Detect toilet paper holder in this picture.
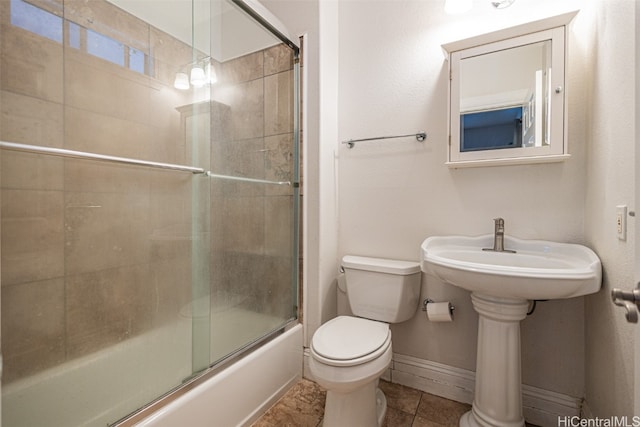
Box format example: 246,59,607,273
422,298,455,314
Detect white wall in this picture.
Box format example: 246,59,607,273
584,0,636,417
335,0,598,402
262,0,636,415
636,0,640,415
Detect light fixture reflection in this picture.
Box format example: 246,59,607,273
206,63,218,84
174,58,217,90
190,66,206,87
173,72,189,90
444,0,472,14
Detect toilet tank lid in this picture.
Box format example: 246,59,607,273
342,255,420,275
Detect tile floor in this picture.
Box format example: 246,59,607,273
251,378,472,427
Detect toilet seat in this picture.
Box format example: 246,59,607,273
311,316,391,367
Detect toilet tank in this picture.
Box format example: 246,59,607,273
342,255,421,323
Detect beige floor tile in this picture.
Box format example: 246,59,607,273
380,380,422,415
416,393,471,427
252,379,323,427
383,406,414,427
411,415,448,427
251,378,540,427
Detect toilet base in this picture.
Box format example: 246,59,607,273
376,387,387,426
322,383,387,427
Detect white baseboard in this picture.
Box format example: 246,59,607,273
303,350,582,426
391,353,582,427
390,353,475,405
581,401,593,419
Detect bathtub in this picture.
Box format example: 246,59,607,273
2,321,303,427
135,323,303,427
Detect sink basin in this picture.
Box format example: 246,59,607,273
421,234,602,300
422,233,602,427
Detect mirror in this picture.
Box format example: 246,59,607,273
443,14,576,167
460,40,550,152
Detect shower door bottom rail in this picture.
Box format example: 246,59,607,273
0,141,291,186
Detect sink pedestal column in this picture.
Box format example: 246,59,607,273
461,293,529,427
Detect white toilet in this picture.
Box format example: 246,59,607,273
309,255,422,427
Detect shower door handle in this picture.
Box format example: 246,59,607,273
611,283,640,323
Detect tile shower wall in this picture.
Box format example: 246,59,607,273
0,0,297,384
0,0,198,382
209,43,296,330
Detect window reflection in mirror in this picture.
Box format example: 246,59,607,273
460,40,551,151
461,107,523,152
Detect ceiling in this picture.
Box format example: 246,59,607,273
107,0,279,61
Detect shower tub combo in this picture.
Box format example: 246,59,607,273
3,320,302,427
0,0,301,425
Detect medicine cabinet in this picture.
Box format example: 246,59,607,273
443,11,577,168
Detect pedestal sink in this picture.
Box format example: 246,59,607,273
421,234,601,427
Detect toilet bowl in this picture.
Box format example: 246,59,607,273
309,316,392,426
309,256,421,427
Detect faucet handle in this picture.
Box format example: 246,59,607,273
493,217,504,224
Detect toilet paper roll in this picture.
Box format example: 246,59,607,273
426,301,454,322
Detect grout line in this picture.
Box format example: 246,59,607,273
409,388,421,426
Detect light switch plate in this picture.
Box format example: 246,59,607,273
616,205,627,240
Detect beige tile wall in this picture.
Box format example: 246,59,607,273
0,0,194,383
1,0,300,384
209,43,297,338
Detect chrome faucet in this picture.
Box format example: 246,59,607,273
483,218,516,253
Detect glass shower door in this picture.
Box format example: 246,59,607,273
0,0,299,425
205,0,300,365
